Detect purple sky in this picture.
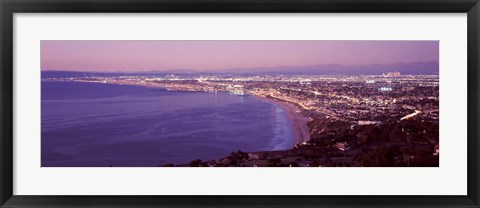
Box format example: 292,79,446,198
41,40,439,72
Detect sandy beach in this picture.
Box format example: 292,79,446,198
251,93,311,144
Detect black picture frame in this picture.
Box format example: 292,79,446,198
1,0,479,207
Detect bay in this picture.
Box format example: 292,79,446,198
41,81,295,167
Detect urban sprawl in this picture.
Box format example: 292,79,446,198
43,72,439,167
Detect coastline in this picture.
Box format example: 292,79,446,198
45,79,311,145
250,93,311,145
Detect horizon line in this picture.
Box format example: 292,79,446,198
41,60,439,73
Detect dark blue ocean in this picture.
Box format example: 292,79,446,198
41,81,295,167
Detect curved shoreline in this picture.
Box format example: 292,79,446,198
52,79,311,146
250,93,311,145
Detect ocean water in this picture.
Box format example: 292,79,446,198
41,81,295,167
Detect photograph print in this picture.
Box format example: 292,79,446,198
41,40,439,167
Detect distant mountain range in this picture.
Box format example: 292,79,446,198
42,61,438,76
216,61,439,75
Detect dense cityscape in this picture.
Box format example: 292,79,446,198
43,71,439,167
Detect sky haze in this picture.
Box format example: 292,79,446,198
41,40,439,72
